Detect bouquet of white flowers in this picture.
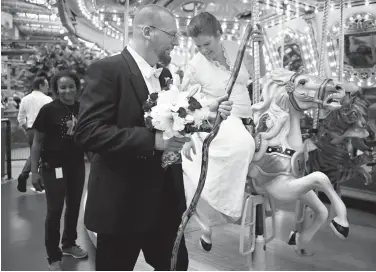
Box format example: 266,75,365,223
143,84,213,168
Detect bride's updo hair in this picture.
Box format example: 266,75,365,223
187,12,223,38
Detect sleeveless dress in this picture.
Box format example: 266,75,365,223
182,40,255,218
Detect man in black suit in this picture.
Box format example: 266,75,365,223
74,5,232,271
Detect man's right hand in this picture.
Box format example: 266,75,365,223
31,172,43,192
155,131,191,152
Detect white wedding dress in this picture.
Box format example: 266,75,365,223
182,40,255,218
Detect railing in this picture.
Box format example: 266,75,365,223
1,118,12,180
2,110,30,161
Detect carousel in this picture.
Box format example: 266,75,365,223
1,0,376,271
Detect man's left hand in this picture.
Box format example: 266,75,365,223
209,95,233,121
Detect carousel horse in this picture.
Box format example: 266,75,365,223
289,91,375,250
247,68,349,256
193,68,348,255
305,90,374,187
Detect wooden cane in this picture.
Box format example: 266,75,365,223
170,22,255,271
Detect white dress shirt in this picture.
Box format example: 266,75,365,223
127,46,162,94
17,91,53,129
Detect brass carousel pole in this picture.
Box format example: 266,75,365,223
313,0,330,132
338,0,345,83
249,0,265,270
124,0,130,47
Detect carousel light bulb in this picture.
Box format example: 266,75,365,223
365,14,369,20
305,4,309,11
357,82,362,87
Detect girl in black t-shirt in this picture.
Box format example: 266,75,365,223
30,70,88,270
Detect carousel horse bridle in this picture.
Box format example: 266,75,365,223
285,71,334,112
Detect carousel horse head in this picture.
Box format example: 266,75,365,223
338,89,370,129
254,69,346,114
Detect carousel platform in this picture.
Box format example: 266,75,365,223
2,161,376,271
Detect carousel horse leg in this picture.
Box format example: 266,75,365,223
194,209,213,252
328,182,342,222
266,172,349,242
293,191,329,256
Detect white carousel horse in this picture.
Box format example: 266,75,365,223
249,69,349,255
191,68,349,256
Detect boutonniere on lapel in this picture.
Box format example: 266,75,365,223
142,82,213,168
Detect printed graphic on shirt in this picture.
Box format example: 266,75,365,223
60,114,77,139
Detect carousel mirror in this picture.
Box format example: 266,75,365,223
277,28,305,72
268,27,318,75
327,12,376,89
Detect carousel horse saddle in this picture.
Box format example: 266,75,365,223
265,146,305,178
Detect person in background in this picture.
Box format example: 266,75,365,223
17,76,52,192
13,95,21,109
30,70,88,271
5,96,18,111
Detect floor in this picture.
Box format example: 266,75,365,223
2,161,376,271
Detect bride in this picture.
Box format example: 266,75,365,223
181,11,266,250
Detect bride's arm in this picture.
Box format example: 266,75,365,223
181,64,199,93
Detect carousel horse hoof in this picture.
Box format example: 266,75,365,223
199,236,212,252
330,219,349,239
294,246,315,257
287,230,298,245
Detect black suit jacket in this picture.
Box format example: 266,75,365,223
75,48,186,235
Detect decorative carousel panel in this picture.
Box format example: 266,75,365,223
267,27,318,75
327,12,376,88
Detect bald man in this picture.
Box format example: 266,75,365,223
75,5,231,271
